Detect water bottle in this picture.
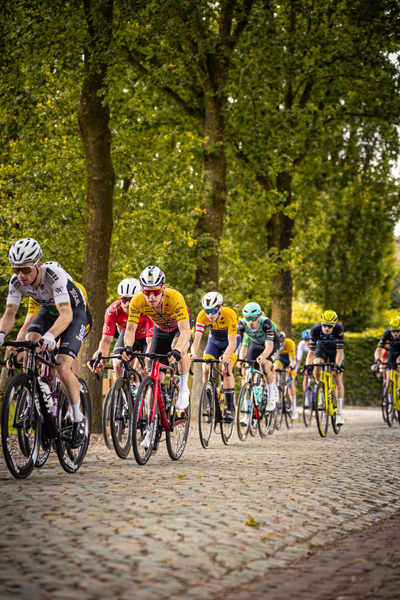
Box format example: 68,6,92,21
254,385,263,405
51,390,59,418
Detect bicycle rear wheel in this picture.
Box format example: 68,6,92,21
198,381,215,448
385,380,395,427
110,378,133,459
302,385,313,427
132,376,154,465
275,387,284,430
220,392,235,445
2,373,41,479
284,387,293,429
56,376,91,473
236,382,252,441
166,383,191,460
102,387,113,450
315,381,329,437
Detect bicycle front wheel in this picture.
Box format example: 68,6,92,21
102,387,113,450
385,380,395,427
110,378,133,459
236,382,252,442
284,387,293,429
315,381,329,437
259,391,273,438
302,385,313,427
381,383,388,423
198,381,215,449
2,373,40,479
132,376,154,465
56,376,91,474
220,393,235,446
166,385,191,461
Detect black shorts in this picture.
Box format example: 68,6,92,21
113,331,147,356
386,348,400,365
247,338,280,363
315,342,345,369
27,307,87,360
149,325,192,367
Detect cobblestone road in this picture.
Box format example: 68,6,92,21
1,408,400,600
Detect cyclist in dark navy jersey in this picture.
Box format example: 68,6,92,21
374,316,400,382
306,309,345,426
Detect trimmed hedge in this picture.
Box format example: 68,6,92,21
292,322,382,406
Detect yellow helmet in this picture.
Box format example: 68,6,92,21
389,316,400,330
321,310,338,325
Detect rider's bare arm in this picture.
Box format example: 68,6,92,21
0,305,19,336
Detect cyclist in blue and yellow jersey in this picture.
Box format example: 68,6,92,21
190,292,240,423
274,331,298,419
374,316,400,382
306,309,345,425
237,302,280,421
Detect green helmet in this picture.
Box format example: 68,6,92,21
243,302,262,317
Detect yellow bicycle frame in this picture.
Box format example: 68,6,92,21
320,369,337,417
388,369,400,411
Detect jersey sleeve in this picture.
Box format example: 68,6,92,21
309,325,319,351
335,325,344,350
127,294,144,325
102,303,117,336
242,332,250,348
286,339,296,358
262,319,275,343
297,340,307,361
171,291,189,324
6,275,23,309
378,329,390,349
43,264,74,307
195,310,208,335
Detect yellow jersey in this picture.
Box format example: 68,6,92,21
280,338,296,358
195,307,237,340
128,287,189,333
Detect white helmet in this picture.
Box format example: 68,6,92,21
8,238,43,266
118,278,140,298
201,291,223,309
139,266,165,287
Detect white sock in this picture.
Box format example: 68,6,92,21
180,372,189,391
291,394,297,410
268,383,274,399
337,398,343,415
71,403,83,422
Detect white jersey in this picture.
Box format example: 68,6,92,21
6,261,85,316
297,339,310,361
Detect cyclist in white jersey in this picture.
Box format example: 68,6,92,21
296,329,311,391
0,238,87,448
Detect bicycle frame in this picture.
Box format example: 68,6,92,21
317,363,337,416
383,363,400,411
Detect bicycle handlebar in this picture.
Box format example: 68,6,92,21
191,358,230,377
4,341,61,367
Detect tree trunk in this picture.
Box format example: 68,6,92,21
77,0,115,433
194,99,227,289
267,171,294,337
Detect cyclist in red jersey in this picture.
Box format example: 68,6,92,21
88,278,153,378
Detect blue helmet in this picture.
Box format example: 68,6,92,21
243,302,262,317
301,329,310,340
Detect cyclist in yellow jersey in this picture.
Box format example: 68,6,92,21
274,331,298,419
123,266,192,448
190,292,240,423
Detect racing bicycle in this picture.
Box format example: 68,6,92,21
274,368,293,430
314,362,342,437
236,360,274,440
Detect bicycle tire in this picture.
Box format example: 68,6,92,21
220,391,235,446
284,386,293,429
132,376,154,465
102,387,113,450
198,381,215,448
2,372,41,479
381,382,388,423
275,386,284,430
56,376,91,473
385,380,395,427
35,422,52,468
110,378,133,459
302,385,313,427
315,381,329,437
236,382,252,442
259,390,273,438
166,382,190,460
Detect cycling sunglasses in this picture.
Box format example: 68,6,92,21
119,296,132,304
245,316,259,322
205,308,220,315
390,329,400,333
322,323,334,329
142,287,163,297
11,262,38,275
